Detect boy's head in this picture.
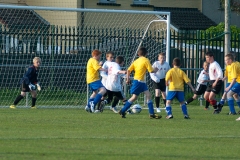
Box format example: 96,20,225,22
92,49,102,60
229,51,236,61
115,56,124,66
224,53,234,65
172,57,181,67
158,52,166,63
137,47,148,57
33,57,41,68
205,51,214,63
203,61,209,70
106,51,114,61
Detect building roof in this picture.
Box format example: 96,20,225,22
154,7,217,30
0,8,50,30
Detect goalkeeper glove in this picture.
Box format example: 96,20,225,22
36,83,41,91
28,83,36,91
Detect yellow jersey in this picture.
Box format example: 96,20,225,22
230,61,240,83
86,58,101,84
165,67,191,91
225,64,231,83
128,56,153,81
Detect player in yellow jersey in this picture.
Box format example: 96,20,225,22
118,47,160,119
218,51,240,114
165,58,195,119
85,49,107,113
224,54,240,115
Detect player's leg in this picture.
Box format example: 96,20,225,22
159,78,167,108
111,91,124,113
204,85,212,110
233,93,240,113
145,90,162,119
177,91,190,119
10,82,29,109
119,80,140,118
30,90,37,109
91,87,106,112
165,91,176,119
155,89,161,112
226,83,240,115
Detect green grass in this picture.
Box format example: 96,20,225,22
0,105,240,160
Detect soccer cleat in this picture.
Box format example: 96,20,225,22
85,105,90,112
99,100,106,113
185,102,188,105
10,105,16,109
127,110,133,114
90,101,95,113
213,110,220,114
217,104,223,112
227,112,237,115
166,115,173,119
118,109,126,118
156,108,161,113
236,117,240,121
149,114,162,119
184,115,190,119
94,110,101,113
31,106,37,109
112,107,118,113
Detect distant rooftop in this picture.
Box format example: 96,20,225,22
0,8,49,30
154,7,217,30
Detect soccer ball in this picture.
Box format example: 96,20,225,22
131,104,142,114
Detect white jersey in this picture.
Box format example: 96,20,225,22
150,61,170,83
105,62,123,92
209,61,223,80
100,61,112,87
197,70,209,85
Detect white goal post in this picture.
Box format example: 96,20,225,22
0,5,170,108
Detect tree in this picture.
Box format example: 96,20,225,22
220,0,240,14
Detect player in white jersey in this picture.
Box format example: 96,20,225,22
185,62,211,109
94,51,115,112
150,53,170,112
203,51,223,114
100,56,127,113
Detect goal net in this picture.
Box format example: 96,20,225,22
0,5,170,108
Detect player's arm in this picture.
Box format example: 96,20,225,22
93,60,107,72
118,70,127,74
150,73,160,83
165,71,171,86
146,60,158,73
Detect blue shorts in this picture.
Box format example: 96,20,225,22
226,83,230,88
166,91,185,102
130,80,148,96
89,80,104,92
231,82,240,94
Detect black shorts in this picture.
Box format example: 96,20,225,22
195,84,207,95
153,78,166,92
206,80,223,94
21,82,30,92
107,90,125,101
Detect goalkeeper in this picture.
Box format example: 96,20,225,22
10,57,42,109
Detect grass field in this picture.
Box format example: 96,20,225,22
0,105,239,160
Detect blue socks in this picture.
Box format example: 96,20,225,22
93,94,102,105
227,98,236,113
87,98,94,107
220,99,225,105
121,101,132,113
181,104,188,115
165,105,172,116
147,100,154,115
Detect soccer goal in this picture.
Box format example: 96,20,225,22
0,5,170,108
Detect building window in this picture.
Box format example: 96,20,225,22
99,0,116,3
133,0,149,4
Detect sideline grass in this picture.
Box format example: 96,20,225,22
0,105,239,160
